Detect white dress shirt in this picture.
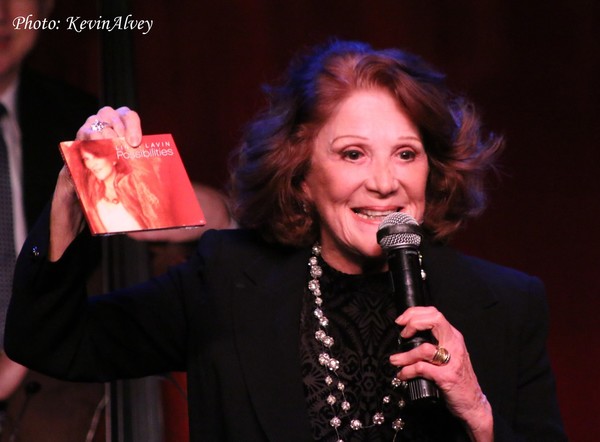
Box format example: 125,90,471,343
1,79,27,255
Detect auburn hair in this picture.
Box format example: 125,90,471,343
229,40,503,246
76,138,131,205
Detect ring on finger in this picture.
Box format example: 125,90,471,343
431,346,451,366
91,119,110,132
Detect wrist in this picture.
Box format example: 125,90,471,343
49,189,85,262
465,393,494,442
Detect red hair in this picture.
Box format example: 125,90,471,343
230,40,503,246
76,138,131,205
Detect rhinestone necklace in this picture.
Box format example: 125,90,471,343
308,243,407,442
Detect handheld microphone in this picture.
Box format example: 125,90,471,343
377,212,440,404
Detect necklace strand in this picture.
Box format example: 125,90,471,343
308,243,407,442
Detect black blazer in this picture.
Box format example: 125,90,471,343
6,218,566,441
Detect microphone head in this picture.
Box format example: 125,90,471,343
377,212,422,251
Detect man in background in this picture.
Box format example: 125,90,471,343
1,1,235,439
1,0,97,413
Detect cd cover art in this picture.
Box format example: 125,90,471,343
60,134,206,235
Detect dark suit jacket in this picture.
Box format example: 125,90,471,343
2,69,101,441
6,216,566,441
18,68,97,227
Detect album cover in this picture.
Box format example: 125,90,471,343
60,134,206,235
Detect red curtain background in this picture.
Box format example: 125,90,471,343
27,1,599,441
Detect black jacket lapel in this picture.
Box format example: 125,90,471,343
232,245,313,441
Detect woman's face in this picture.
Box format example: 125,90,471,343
302,89,429,274
81,150,116,182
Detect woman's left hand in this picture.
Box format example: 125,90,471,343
389,306,493,441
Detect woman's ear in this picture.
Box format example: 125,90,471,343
300,180,312,201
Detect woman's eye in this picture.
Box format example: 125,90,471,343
342,150,363,161
399,150,416,161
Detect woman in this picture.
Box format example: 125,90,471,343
5,40,565,441
72,138,170,233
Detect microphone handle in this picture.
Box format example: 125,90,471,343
387,247,441,404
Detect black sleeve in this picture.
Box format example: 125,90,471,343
5,207,191,381
493,277,567,441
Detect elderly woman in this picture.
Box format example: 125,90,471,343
5,40,565,441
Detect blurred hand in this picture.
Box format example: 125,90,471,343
0,352,28,400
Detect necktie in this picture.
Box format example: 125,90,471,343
0,103,15,348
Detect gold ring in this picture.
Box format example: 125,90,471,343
431,346,451,366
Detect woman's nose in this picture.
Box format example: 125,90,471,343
365,161,399,196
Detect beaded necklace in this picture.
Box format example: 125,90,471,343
307,243,408,442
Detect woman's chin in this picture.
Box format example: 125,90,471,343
362,243,386,260
350,241,387,270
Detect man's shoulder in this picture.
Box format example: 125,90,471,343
18,68,98,122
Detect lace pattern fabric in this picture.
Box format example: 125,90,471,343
300,258,464,442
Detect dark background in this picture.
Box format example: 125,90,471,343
26,1,599,440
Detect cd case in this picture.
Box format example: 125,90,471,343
60,134,206,236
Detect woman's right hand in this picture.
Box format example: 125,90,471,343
49,106,143,261
48,165,85,261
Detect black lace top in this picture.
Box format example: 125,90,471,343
300,257,466,442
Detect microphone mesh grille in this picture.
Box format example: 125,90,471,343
377,212,421,250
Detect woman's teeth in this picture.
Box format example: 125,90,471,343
353,209,397,220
